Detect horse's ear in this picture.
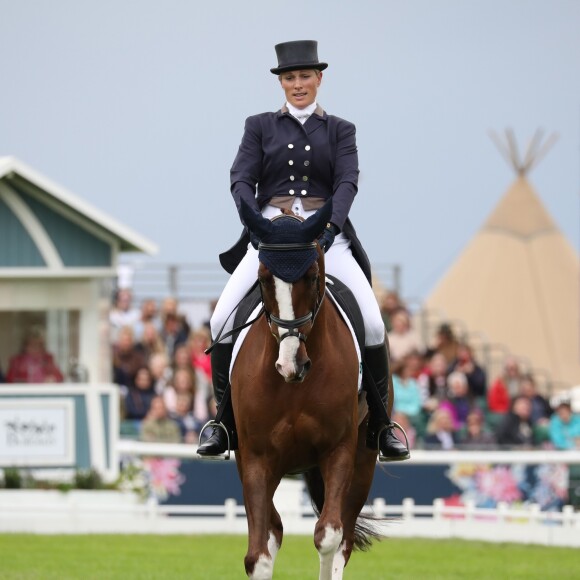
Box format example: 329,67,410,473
239,199,273,239
301,199,333,241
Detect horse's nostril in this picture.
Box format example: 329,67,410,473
303,359,312,374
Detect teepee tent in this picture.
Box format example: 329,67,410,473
425,130,580,390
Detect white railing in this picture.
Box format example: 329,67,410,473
117,440,580,465
2,444,578,545
0,490,578,547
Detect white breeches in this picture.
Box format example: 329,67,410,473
210,202,386,347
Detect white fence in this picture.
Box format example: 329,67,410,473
0,487,578,548
2,444,579,547
116,440,580,465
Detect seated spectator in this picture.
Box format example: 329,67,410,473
160,313,189,360
392,411,416,450
173,344,196,378
440,371,472,429
448,342,486,399
124,366,156,422
112,326,146,388
380,290,404,333
109,288,141,341
149,352,172,395
518,374,551,426
404,349,425,379
190,327,212,384
488,357,524,413
189,328,213,424
136,322,166,361
496,396,535,448
6,328,64,383
457,409,496,449
549,401,580,450
163,368,196,415
133,299,161,341
160,297,191,336
387,308,422,363
392,357,422,420
423,408,457,450
171,393,200,444
140,396,181,443
426,322,459,366
418,352,449,413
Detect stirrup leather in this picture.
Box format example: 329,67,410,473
198,420,232,461
376,421,410,463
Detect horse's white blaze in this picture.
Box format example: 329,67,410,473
318,525,343,580
250,554,273,580
273,276,299,378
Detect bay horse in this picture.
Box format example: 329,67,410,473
232,200,380,579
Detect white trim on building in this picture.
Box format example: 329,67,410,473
0,156,158,255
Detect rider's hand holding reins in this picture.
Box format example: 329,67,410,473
318,222,340,252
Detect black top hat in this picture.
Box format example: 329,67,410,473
270,40,328,75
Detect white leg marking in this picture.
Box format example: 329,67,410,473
267,531,280,565
273,277,299,379
249,554,273,580
331,541,346,580
318,525,343,580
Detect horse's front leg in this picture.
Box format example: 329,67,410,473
239,455,282,579
315,444,355,580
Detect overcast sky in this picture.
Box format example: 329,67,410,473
1,0,579,300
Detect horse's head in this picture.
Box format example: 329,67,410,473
241,200,332,383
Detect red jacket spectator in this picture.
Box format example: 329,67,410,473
487,378,511,413
6,330,64,383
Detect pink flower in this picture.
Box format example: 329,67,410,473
144,458,185,500
476,466,522,502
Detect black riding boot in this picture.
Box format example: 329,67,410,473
364,343,410,462
197,343,237,457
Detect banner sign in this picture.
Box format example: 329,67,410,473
0,398,75,466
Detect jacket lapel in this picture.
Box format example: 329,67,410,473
278,104,327,135
304,106,327,135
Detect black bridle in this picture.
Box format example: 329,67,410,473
259,239,324,344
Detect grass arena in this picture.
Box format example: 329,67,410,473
1,535,578,579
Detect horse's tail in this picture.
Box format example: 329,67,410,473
303,468,383,552
351,512,383,551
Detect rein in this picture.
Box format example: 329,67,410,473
206,225,324,353
259,240,324,344
205,280,263,354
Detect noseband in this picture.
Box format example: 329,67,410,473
259,238,324,344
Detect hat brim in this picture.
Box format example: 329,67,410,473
270,62,328,75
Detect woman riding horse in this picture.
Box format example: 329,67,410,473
197,39,409,462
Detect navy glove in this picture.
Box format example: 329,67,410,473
318,222,340,253
249,232,260,250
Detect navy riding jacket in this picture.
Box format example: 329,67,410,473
220,105,371,282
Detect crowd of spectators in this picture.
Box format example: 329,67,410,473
107,286,580,451
1,287,577,454
110,288,214,444
382,292,580,451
